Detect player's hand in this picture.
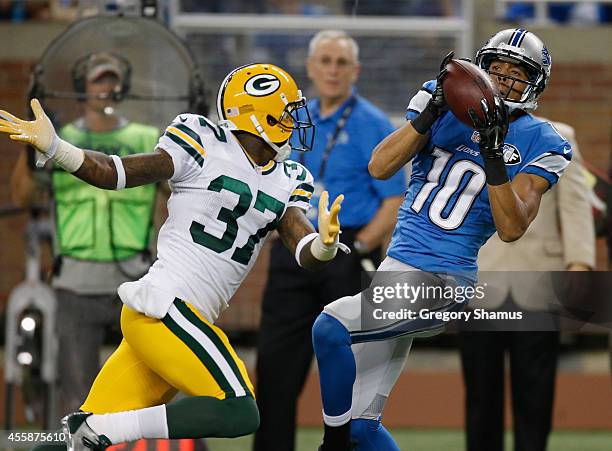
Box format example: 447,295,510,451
411,51,454,134
430,51,454,111
318,191,342,245
0,99,59,162
469,96,509,160
317,191,350,253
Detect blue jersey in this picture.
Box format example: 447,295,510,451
388,80,572,282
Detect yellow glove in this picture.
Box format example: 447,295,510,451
309,191,350,259
318,190,343,245
0,99,58,154
0,99,83,171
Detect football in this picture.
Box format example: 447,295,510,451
442,59,501,128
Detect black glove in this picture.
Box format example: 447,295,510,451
468,96,510,185
411,51,454,135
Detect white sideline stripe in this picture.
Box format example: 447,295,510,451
323,409,352,427
527,153,569,176
168,304,246,397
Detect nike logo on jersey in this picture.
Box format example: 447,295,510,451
503,144,521,165
179,116,187,122
563,146,572,154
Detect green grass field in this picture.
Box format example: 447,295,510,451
206,428,612,451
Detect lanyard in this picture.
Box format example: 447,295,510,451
300,96,357,179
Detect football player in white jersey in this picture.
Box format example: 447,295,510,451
0,64,350,451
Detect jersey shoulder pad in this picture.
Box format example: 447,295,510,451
523,116,572,160
519,116,572,188
282,160,314,185
159,114,212,170
161,114,232,165
283,160,314,210
166,114,228,143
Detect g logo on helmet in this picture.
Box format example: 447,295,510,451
244,74,281,97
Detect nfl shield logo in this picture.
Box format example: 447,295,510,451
503,144,521,165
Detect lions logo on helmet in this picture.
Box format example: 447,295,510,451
216,63,314,162
475,28,551,112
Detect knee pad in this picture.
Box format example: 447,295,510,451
312,313,350,351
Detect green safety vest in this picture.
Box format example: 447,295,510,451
52,122,160,262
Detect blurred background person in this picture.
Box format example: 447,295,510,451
253,29,406,451
504,1,612,24
0,0,50,21
10,51,162,420
459,121,595,451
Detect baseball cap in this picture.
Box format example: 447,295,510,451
84,52,124,82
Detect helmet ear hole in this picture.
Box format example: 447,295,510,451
267,115,278,126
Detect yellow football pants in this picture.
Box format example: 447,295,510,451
80,299,254,414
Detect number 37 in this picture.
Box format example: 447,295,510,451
190,175,285,265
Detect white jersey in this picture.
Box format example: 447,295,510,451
118,114,314,321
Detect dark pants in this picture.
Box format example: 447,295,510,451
56,289,122,419
459,330,559,451
254,230,379,451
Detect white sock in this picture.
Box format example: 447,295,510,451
322,408,352,427
86,405,169,444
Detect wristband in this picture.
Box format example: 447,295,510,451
295,232,348,267
295,233,318,267
111,155,126,190
54,139,85,173
483,156,509,186
310,235,339,262
410,104,437,135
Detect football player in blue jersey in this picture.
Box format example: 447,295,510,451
313,28,571,451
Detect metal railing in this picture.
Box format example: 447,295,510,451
167,1,475,122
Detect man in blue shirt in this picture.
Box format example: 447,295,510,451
312,29,572,451
254,30,406,451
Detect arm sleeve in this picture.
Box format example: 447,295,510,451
156,114,206,183
287,163,315,212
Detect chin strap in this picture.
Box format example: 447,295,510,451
249,114,291,162
220,116,292,162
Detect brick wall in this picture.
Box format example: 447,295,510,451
0,61,36,311
538,63,612,169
